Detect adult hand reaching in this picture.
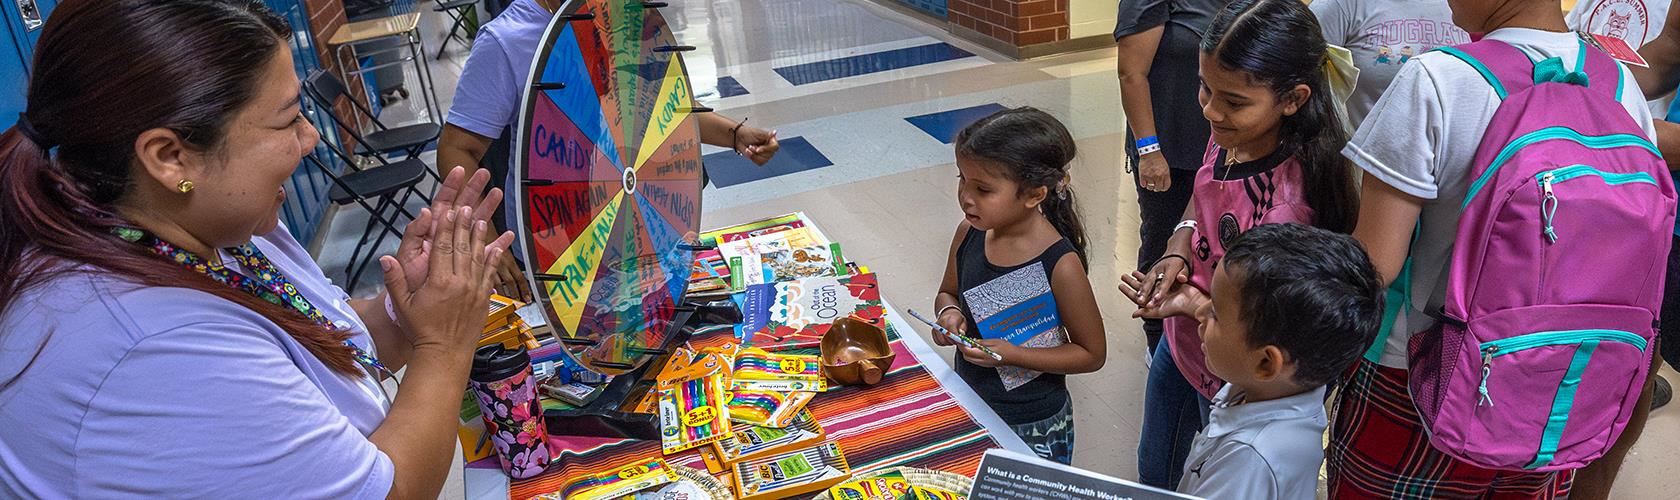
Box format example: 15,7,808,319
382,206,507,353
493,252,533,303
391,167,509,293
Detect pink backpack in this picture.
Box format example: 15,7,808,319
1406,40,1676,471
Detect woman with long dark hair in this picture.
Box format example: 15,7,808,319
0,1,512,497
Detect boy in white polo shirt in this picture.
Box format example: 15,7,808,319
1149,224,1384,500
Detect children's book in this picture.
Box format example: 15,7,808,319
718,227,829,289
702,213,807,245
736,273,884,350
961,263,1065,390
761,242,845,283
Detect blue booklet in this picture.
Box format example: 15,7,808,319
961,263,1065,390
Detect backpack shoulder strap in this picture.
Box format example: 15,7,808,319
1436,40,1532,100
1577,40,1627,101
1438,39,1622,101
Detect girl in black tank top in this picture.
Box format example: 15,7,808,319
932,108,1108,465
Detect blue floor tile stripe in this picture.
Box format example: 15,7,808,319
773,42,975,86
905,103,1008,144
702,136,833,188
716,76,750,98
894,0,948,17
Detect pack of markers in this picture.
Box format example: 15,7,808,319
655,350,734,455
728,389,815,428
654,343,826,455
730,348,827,392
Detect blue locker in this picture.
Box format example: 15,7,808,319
266,0,346,245
0,0,56,122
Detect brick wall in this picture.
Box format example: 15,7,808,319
304,0,368,144
947,0,1069,48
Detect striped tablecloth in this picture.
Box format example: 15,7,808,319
487,303,1026,499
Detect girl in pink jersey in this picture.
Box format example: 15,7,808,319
1121,0,1362,488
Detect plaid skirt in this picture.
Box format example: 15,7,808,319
1326,360,1573,499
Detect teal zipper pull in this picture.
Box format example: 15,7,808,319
1479,346,1498,407
1540,172,1559,243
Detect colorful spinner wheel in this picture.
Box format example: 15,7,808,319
516,0,704,374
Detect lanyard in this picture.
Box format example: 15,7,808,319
115,227,395,379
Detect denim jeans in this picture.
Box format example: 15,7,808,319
1137,338,1212,489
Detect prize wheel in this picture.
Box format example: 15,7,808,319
515,0,703,375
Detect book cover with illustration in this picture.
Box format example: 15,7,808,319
760,242,844,283
736,273,884,350
718,227,829,290
962,263,1064,390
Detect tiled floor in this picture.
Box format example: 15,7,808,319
316,1,1680,498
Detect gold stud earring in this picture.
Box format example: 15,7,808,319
177,179,194,193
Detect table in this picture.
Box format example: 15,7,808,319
325,12,442,127
463,301,1031,499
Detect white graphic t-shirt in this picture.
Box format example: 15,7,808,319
1569,0,1671,49
1313,0,1471,127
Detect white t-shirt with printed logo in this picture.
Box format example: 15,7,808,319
1312,0,1471,127
1568,0,1674,114
1569,0,1670,49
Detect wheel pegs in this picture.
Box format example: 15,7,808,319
534,273,570,282
523,179,557,186
683,106,715,114
560,13,595,21
641,1,669,7
532,82,566,91
653,45,697,53
676,243,716,251
590,360,637,370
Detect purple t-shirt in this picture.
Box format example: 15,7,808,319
0,225,393,497
447,0,553,233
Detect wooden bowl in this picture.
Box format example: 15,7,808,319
820,317,896,385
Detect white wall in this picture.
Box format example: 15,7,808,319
1069,0,1116,39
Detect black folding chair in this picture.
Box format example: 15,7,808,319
435,0,479,59
304,70,442,175
306,138,432,293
